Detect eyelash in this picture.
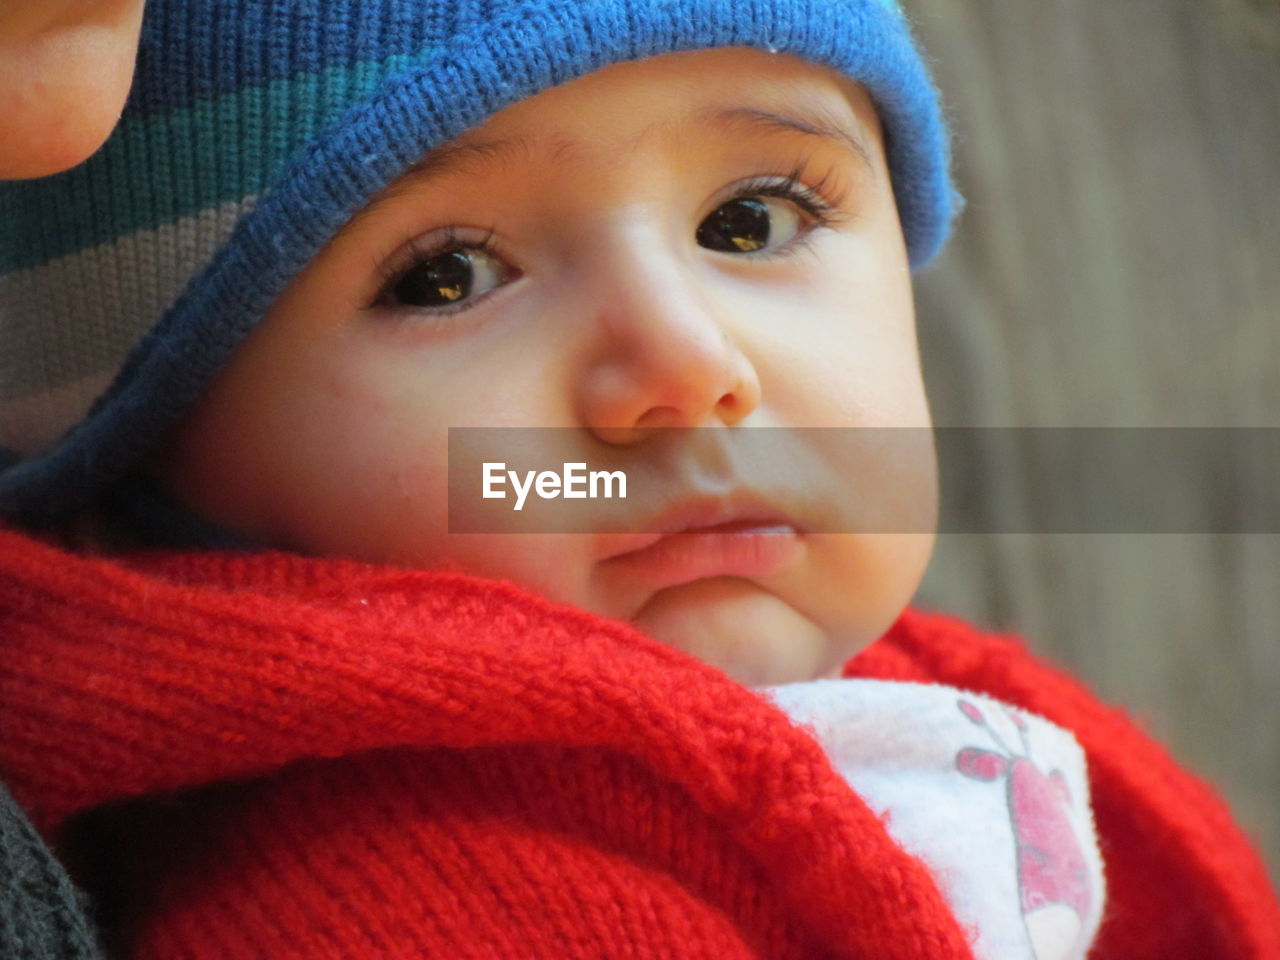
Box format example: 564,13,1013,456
371,160,851,317
727,161,851,257
371,226,504,319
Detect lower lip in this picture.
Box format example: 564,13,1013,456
605,523,802,589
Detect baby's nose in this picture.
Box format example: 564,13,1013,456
574,240,763,442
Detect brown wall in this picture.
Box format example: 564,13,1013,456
904,0,1280,882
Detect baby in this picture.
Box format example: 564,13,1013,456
1,1,1277,959
152,41,940,688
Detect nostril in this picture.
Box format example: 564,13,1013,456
635,405,684,430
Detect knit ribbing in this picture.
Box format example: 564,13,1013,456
0,529,974,959
2,529,1277,958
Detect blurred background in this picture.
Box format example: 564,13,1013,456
903,0,1280,883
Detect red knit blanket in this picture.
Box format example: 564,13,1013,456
1,528,1277,958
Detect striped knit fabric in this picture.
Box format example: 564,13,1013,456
0,0,959,522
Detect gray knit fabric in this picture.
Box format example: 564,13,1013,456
0,780,106,960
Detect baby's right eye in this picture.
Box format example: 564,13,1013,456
375,230,515,314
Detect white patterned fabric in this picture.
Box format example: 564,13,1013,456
759,679,1106,960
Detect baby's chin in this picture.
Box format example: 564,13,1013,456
630,577,844,686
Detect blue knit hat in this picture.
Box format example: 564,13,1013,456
0,0,960,523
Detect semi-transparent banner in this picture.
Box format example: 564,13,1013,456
446,427,1280,533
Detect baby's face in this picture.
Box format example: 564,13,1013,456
158,46,936,685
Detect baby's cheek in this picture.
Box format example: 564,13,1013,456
785,533,935,658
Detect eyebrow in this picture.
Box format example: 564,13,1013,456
391,102,877,191
705,105,876,174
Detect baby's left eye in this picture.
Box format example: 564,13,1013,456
696,195,805,255
696,172,843,258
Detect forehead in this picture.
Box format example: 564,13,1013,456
403,46,880,185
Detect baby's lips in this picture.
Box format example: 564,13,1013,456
595,490,805,561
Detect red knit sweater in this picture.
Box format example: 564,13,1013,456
1,527,1276,959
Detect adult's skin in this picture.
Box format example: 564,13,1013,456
0,0,146,179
